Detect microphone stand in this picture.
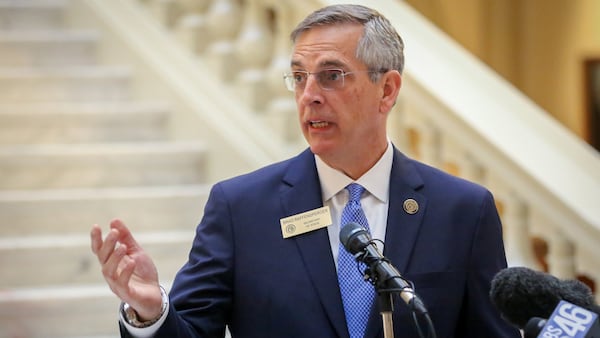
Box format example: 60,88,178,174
362,265,396,338
364,260,436,338
342,227,436,338
378,292,395,338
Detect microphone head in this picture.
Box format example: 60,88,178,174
489,266,596,328
523,317,547,338
339,222,371,255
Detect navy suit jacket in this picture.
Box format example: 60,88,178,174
121,147,520,338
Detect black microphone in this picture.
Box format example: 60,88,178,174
339,222,427,314
489,266,600,329
523,317,547,337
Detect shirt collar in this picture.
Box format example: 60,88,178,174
315,141,393,203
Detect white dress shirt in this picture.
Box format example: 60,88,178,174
316,141,393,268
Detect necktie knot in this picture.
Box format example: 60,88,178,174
346,183,365,203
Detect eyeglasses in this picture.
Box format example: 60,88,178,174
283,69,377,92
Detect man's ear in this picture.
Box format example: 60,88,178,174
379,70,402,113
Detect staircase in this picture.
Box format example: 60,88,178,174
1,0,599,337
0,1,210,337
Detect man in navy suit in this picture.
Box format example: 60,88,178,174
91,4,521,338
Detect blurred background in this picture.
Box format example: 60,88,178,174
0,0,598,337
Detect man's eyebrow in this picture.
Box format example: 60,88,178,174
290,60,347,69
319,60,346,69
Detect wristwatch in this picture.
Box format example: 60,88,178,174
121,286,168,328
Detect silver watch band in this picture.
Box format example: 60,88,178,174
121,286,168,328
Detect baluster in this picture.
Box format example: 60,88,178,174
234,0,274,111
264,2,300,145
416,118,440,167
460,153,484,184
547,227,576,279
398,101,424,160
481,171,537,268
177,0,211,11
173,0,213,53
501,192,539,268
388,94,409,152
439,134,462,177
204,0,243,81
147,0,180,27
399,82,444,165
575,247,599,302
388,78,435,159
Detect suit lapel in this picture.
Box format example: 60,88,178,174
383,148,426,276
279,150,349,338
366,148,427,338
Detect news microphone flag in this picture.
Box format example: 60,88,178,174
537,300,600,338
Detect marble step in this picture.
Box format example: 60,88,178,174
0,141,207,189
0,66,132,102
0,184,211,237
0,30,99,67
0,0,66,31
0,284,134,338
0,101,170,144
0,283,231,338
0,230,193,289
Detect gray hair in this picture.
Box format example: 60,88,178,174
290,4,404,81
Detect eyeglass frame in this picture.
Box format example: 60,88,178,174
283,68,386,92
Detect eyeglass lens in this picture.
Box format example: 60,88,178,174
285,69,345,91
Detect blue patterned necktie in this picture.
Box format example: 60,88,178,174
337,183,376,338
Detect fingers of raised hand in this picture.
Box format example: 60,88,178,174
101,242,128,280
100,243,139,301
90,222,150,303
90,224,103,255
110,219,140,250
95,228,121,265
116,254,136,289
90,226,131,285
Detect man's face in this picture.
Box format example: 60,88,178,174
291,23,390,170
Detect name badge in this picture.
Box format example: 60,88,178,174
280,206,332,238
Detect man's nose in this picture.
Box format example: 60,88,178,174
299,75,323,105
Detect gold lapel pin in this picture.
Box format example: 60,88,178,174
403,199,419,215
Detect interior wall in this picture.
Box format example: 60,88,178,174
404,0,600,146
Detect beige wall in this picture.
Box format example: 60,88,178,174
405,0,600,144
